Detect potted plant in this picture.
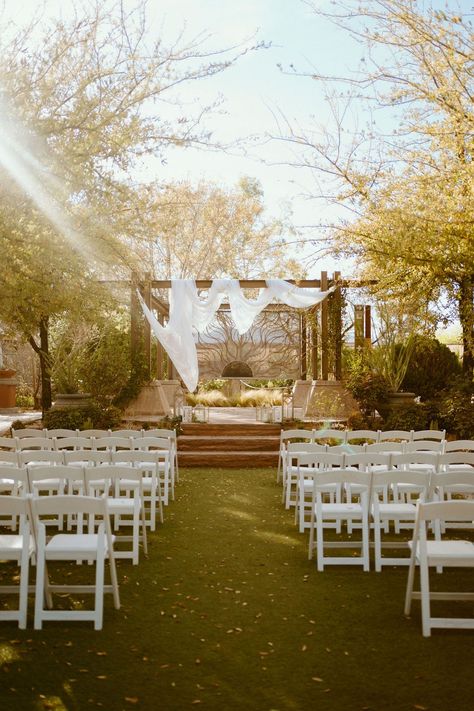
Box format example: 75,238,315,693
369,336,417,417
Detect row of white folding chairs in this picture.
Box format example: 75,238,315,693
277,428,452,484
281,441,473,508
0,450,168,529
0,436,176,505
0,493,121,629
292,450,474,527
296,457,474,574
0,464,149,563
11,427,180,484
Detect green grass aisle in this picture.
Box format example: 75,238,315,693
1,468,473,710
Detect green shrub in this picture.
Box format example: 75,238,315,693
382,404,433,431
436,379,474,439
141,416,182,434
16,394,35,408
198,379,227,392
43,402,122,430
344,351,389,416
401,336,462,400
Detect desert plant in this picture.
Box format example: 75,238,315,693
186,390,230,407
369,335,416,392
238,389,282,407
344,351,388,417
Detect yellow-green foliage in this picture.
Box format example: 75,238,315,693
238,389,282,407
185,388,283,407
186,390,230,407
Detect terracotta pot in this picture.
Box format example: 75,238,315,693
0,369,17,408
0,368,16,379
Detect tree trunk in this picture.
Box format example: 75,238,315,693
28,315,52,413
458,275,474,379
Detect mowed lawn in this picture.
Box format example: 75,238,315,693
0,467,473,711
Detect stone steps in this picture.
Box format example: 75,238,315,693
178,423,281,468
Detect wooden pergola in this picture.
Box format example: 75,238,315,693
131,272,373,386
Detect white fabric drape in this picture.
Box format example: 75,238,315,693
138,279,335,392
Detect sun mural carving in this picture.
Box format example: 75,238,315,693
196,309,301,380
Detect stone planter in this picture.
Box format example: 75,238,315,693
0,368,18,409
52,393,92,410
378,391,416,419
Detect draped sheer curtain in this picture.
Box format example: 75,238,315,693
137,279,335,392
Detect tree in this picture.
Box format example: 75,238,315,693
138,176,300,279
0,2,258,409
279,0,474,376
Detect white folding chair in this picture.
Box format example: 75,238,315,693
412,429,446,442
94,436,133,452
110,429,140,438
345,429,379,445
284,442,326,509
54,436,95,452
84,465,148,565
11,428,46,438
45,429,79,439
372,469,431,571
295,451,343,533
18,450,64,467
110,450,164,529
308,467,372,571
143,429,180,484
0,436,19,451
15,437,54,452
32,495,120,630
313,429,347,445
378,430,413,443
437,452,474,473
0,466,29,529
78,429,110,439
28,465,85,531
277,429,313,484
0,451,20,469
429,470,474,531
0,495,35,629
444,440,474,453
406,440,444,453
132,437,173,504
63,449,111,467
404,500,474,636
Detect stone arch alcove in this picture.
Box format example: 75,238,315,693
221,361,253,378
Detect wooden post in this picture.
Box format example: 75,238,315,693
311,306,318,380
300,313,307,380
130,271,141,369
144,273,152,381
156,312,164,379
354,305,365,350
364,304,372,347
333,271,342,380
321,271,329,380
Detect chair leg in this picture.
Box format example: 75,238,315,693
419,558,432,637
18,536,30,630
34,528,46,630
94,531,105,631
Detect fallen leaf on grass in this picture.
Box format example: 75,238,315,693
124,697,139,705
